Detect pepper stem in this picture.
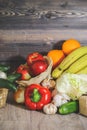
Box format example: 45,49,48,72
31,88,41,102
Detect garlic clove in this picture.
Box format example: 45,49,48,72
43,103,57,115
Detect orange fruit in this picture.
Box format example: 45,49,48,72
62,39,81,55
47,50,65,68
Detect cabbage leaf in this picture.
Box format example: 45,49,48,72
56,73,87,100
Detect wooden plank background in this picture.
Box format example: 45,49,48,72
0,0,87,57
0,0,87,43
0,0,87,63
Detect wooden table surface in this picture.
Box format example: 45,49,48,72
0,92,87,130
0,0,87,130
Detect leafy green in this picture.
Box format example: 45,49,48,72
56,73,87,100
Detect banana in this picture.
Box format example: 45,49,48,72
65,54,87,73
52,46,87,79
76,66,87,74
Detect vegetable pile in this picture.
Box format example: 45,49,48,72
0,39,87,116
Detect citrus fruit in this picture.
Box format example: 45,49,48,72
47,50,65,68
62,39,81,55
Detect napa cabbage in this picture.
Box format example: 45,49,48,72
56,73,87,100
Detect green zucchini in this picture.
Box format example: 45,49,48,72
0,64,10,72
0,78,17,92
7,73,21,83
59,101,79,115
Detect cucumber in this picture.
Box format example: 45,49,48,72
0,78,17,92
59,101,79,115
0,64,10,72
7,73,21,83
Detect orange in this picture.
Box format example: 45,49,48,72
47,50,65,68
62,39,81,55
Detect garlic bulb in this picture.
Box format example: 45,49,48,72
43,103,57,114
41,78,55,90
52,93,70,107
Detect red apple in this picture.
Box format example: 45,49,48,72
17,64,31,80
27,52,45,66
29,60,48,76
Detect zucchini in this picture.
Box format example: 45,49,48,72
7,73,21,83
0,64,10,72
0,78,17,92
59,101,79,115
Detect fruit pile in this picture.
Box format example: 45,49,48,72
0,39,87,116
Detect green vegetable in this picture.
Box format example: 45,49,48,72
7,73,21,83
0,64,10,72
56,73,87,100
59,101,79,115
0,78,17,92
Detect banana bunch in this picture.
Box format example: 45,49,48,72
52,46,87,79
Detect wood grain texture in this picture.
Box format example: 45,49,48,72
0,92,87,130
0,0,87,44
0,0,87,29
0,0,87,65
0,29,87,64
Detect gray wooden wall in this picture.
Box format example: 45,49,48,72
0,0,87,68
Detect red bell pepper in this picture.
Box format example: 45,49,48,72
24,84,51,110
